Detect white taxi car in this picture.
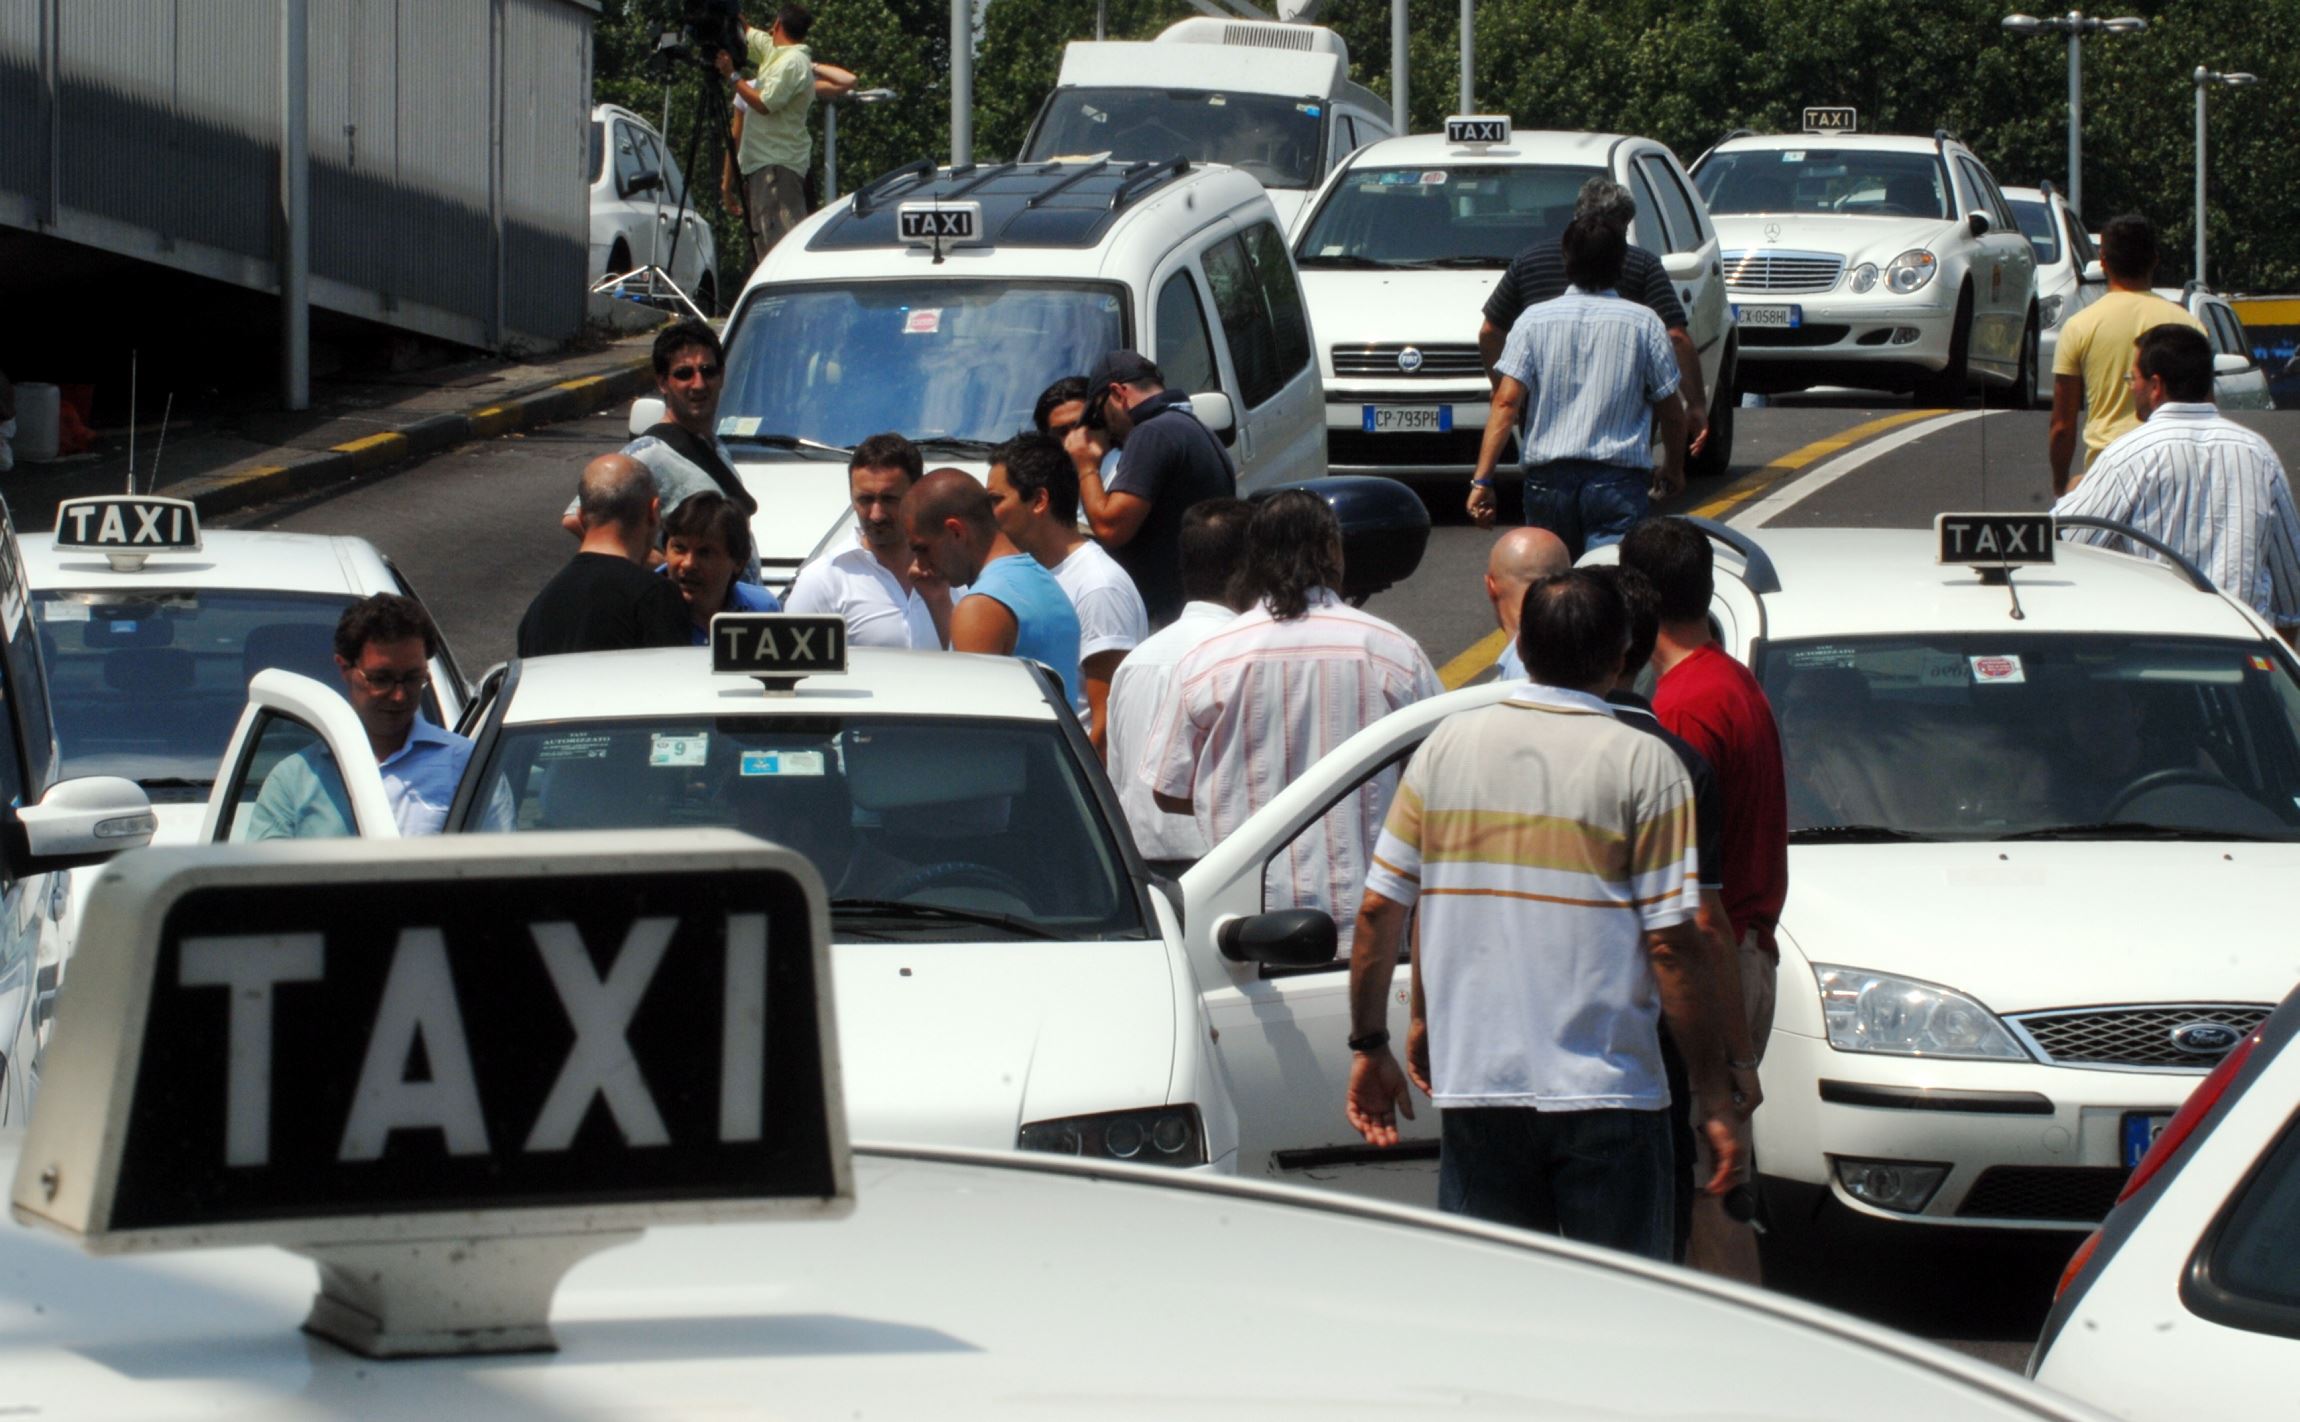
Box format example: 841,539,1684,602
1293,119,1737,483
1692,129,2038,405
590,102,719,312
2002,183,2101,402
1674,516,2300,1242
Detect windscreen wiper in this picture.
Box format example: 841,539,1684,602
1788,824,1936,843
1416,255,1508,268
910,436,1000,457
721,431,851,457
1296,254,1411,270
1996,821,2282,842
831,897,1062,940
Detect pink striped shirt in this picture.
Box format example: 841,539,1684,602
1144,588,1441,945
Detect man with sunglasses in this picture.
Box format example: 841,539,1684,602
248,595,470,840
1064,351,1235,627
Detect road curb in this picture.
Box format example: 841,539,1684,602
170,357,653,517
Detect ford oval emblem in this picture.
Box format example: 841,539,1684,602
1397,346,1425,373
2170,1021,2243,1057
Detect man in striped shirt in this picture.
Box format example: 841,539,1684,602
1146,492,1441,950
1342,570,1745,1258
2056,324,2300,645
1468,215,1686,557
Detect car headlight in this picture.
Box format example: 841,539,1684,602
1883,249,1938,295
1019,1104,1207,1166
2039,293,2065,329
1848,262,1880,294
1814,965,2030,1060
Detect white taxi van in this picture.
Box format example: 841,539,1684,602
0,830,2112,1417
1017,18,1394,232
1294,117,1738,484
1691,119,2038,405
715,159,1326,591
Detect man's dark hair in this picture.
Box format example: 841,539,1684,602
1234,490,1342,621
991,433,1079,524
776,4,812,41
1599,563,1663,676
2136,322,2214,403
1034,377,1090,434
1179,497,1253,606
663,490,755,569
849,431,923,481
2100,214,2159,284
1561,213,1629,293
1518,569,1628,691
651,318,723,376
335,593,438,663
1617,517,1713,623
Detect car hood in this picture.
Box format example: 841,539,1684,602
1782,841,2300,1013
1300,267,1508,365
735,456,991,579
1713,213,1962,268
830,937,1178,1148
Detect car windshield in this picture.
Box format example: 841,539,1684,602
33,588,444,794
719,281,1126,450
1023,87,1325,188
1695,149,1951,220
2006,197,2060,266
464,714,1147,941
1758,635,2300,841
1296,164,1602,269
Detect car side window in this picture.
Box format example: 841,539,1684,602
1973,165,2017,233
2206,303,2247,359
2066,208,2097,266
612,121,646,199
1256,744,1417,974
2187,1098,2300,1340
1202,235,1282,408
1153,270,1221,398
1639,154,1706,254
633,128,666,198
1624,162,1671,253
218,712,356,844
1241,221,1312,385
657,141,688,206
1958,158,2008,229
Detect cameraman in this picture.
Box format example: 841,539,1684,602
716,6,851,265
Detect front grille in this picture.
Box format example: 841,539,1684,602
1722,249,1845,293
1739,324,1850,347
1332,343,1485,379
1328,428,1485,467
2008,1004,2271,1069
1958,1166,2128,1222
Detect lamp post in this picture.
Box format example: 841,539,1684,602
2194,67,2256,287
823,88,897,201
1459,0,1473,114
2001,11,2147,218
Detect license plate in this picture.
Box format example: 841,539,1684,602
2122,1112,2173,1169
1362,405,1452,434
1733,303,1803,328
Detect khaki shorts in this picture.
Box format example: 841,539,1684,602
741,164,808,263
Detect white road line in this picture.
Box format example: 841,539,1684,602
1739,409,2001,527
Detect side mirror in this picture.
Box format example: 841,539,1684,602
625,171,662,197
1660,250,1705,281
18,776,156,866
1968,212,1990,238
2080,259,2107,285
1188,390,1237,433
628,396,667,436
2213,351,2252,376
1216,909,1337,967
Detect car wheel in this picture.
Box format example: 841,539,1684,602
1688,350,1736,481
605,238,633,277
696,271,718,317
1914,286,1973,408
1986,311,2039,411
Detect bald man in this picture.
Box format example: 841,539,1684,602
904,468,1082,708
517,454,692,656
1486,525,1572,680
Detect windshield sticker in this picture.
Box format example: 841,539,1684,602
39,600,89,623
1207,94,1227,107
1970,655,2026,685
649,733,709,768
1782,150,1805,162
722,415,761,437
537,731,613,763
1919,653,1967,687
1299,103,1321,116
2253,654,2274,671
740,749,826,777
1787,645,1856,668
903,308,942,335
1419,170,1448,185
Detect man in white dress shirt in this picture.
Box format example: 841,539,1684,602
784,433,950,648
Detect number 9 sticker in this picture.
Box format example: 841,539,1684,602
649,733,709,767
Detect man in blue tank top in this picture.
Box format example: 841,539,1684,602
904,468,1082,708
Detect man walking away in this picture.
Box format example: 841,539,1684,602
1484,525,1570,680
988,433,1148,753
785,433,946,648
1066,351,1236,626
663,492,780,645
1343,570,1745,1259
903,468,1082,707
2049,214,2204,495
1470,216,1685,554
717,6,824,263
520,455,693,657
1105,498,1251,869
1147,492,1440,948
2057,324,2300,646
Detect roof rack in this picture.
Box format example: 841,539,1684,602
1677,514,1782,595
1111,157,1191,211
2053,516,2218,593
1025,157,1113,208
945,161,1021,200
851,158,936,217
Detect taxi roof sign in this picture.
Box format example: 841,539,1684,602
1802,106,1858,135
9,832,848,1357
897,199,983,261
53,495,200,572
713,612,847,694
1445,115,1511,147
1936,512,2055,567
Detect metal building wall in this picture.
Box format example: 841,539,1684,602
0,0,595,353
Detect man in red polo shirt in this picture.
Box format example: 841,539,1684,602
1619,516,1787,1285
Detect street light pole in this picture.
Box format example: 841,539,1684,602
2001,11,2148,219
823,89,898,201
2194,66,2258,286
950,0,971,166
1390,0,1408,134
1459,0,1473,114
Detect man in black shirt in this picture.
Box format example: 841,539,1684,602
518,454,693,657
1478,178,1709,465
1065,350,1237,627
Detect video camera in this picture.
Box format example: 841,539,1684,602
655,0,746,73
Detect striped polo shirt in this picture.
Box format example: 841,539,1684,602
1364,684,1699,1110
1496,286,1679,472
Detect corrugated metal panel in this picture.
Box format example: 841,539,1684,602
500,0,589,342
171,0,278,255
0,0,44,209
388,0,493,321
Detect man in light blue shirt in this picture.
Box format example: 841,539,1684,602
249,596,472,839
903,467,1082,709
1468,215,1685,558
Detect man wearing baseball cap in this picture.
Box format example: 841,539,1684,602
1061,350,1237,626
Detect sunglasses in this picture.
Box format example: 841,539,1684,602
669,362,723,382
351,666,432,694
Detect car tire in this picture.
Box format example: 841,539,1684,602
1914,286,1973,408
1688,350,1736,481
605,238,633,277
1986,310,2039,411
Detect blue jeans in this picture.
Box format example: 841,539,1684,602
1523,460,1650,560
1437,1106,1675,1260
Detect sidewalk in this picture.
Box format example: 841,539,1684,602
2,329,662,532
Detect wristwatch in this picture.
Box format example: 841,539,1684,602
1469,477,1495,489
1347,1028,1391,1054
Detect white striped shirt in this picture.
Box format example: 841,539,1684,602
2054,403,2300,628
1498,285,1679,471
1144,588,1441,948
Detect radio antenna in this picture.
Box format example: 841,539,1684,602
125,351,137,495
145,392,174,498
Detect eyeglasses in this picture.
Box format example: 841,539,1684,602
668,362,723,383
350,666,432,694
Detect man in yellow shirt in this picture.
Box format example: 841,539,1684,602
2048,214,2204,495
715,7,846,265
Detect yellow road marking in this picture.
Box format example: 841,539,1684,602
1438,628,1508,688
555,374,606,393
331,432,408,460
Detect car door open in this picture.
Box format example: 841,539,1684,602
202,669,399,844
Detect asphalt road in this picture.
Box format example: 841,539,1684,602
215,394,2300,1372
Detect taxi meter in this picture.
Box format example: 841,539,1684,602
52,494,200,572
9,830,849,1358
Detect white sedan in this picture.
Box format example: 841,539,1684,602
2002,183,2101,402
2162,284,2276,411
590,102,720,313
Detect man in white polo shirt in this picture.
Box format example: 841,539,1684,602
785,433,949,648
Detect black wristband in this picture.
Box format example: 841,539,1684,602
1348,1028,1391,1054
